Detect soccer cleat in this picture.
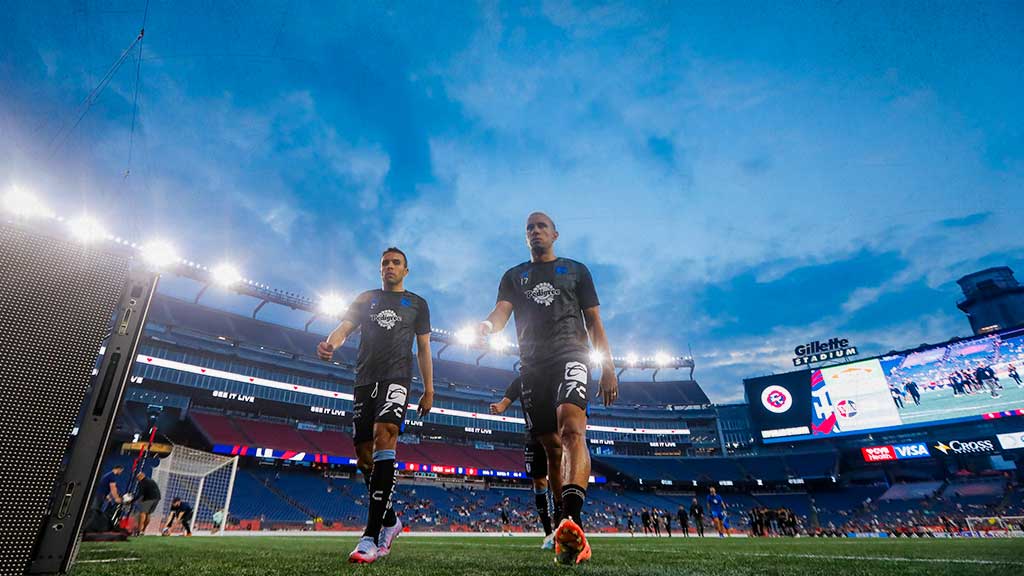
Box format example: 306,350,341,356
554,518,590,565
541,532,555,550
377,517,403,557
348,536,380,564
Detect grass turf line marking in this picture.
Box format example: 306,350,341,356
416,542,1024,566
77,558,140,564
736,552,1023,566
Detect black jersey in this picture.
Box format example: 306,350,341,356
343,289,430,386
504,377,522,403
497,258,599,369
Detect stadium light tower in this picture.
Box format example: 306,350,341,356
195,262,244,304
3,186,53,219
140,240,178,268
67,215,107,243
303,292,346,331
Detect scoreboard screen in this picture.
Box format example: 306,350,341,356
746,326,1024,443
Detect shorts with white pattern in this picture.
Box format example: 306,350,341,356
520,356,589,436
352,379,410,444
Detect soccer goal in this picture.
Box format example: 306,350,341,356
148,445,239,535
963,516,1024,538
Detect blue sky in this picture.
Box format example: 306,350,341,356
2,1,1023,401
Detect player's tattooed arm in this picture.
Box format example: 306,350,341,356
479,300,514,339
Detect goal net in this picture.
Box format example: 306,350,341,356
963,516,1024,538
147,445,238,535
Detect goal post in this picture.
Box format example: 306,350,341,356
148,445,238,535
963,516,1024,538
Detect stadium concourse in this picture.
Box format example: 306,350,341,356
92,292,1024,544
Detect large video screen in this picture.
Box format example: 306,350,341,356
746,326,1024,443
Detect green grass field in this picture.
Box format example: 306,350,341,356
73,535,1024,576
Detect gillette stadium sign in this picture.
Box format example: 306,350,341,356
861,442,931,462
793,338,858,366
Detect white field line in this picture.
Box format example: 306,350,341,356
77,558,140,564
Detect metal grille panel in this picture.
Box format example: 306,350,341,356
0,224,129,576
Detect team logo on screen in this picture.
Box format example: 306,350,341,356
835,399,858,419
370,309,401,329
526,282,560,306
761,385,792,414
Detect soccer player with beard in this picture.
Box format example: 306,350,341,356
490,376,559,549
478,212,618,565
317,247,433,564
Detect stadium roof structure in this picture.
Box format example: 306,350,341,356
3,201,695,377
145,293,713,407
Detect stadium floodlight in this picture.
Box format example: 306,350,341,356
456,326,477,346
625,352,639,367
589,349,605,365
210,263,243,287
318,293,347,316
67,215,106,243
3,186,53,219
654,351,672,367
140,240,179,268
489,334,509,351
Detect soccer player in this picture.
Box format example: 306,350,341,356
478,212,618,565
164,498,193,536
1009,363,1023,387
132,471,161,536
707,488,727,537
500,504,512,536
664,509,673,537
490,376,558,549
904,380,921,405
317,247,434,564
690,498,705,537
640,508,652,535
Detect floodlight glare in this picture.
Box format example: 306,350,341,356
455,326,476,346
67,215,106,243
589,350,605,365
318,293,347,316
489,334,509,351
3,186,53,219
654,351,672,367
140,240,178,268
210,263,243,287
625,352,639,366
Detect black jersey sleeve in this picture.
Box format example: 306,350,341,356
415,296,431,336
577,264,600,310
504,377,522,402
497,268,516,304
342,291,370,329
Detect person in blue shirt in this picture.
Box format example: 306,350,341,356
707,487,727,537
87,464,125,532
163,498,193,536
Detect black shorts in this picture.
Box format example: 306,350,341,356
352,379,411,444
520,356,589,436
523,436,548,480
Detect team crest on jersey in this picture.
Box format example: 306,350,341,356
370,309,401,330
526,282,560,306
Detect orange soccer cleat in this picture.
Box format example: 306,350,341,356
553,518,591,565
